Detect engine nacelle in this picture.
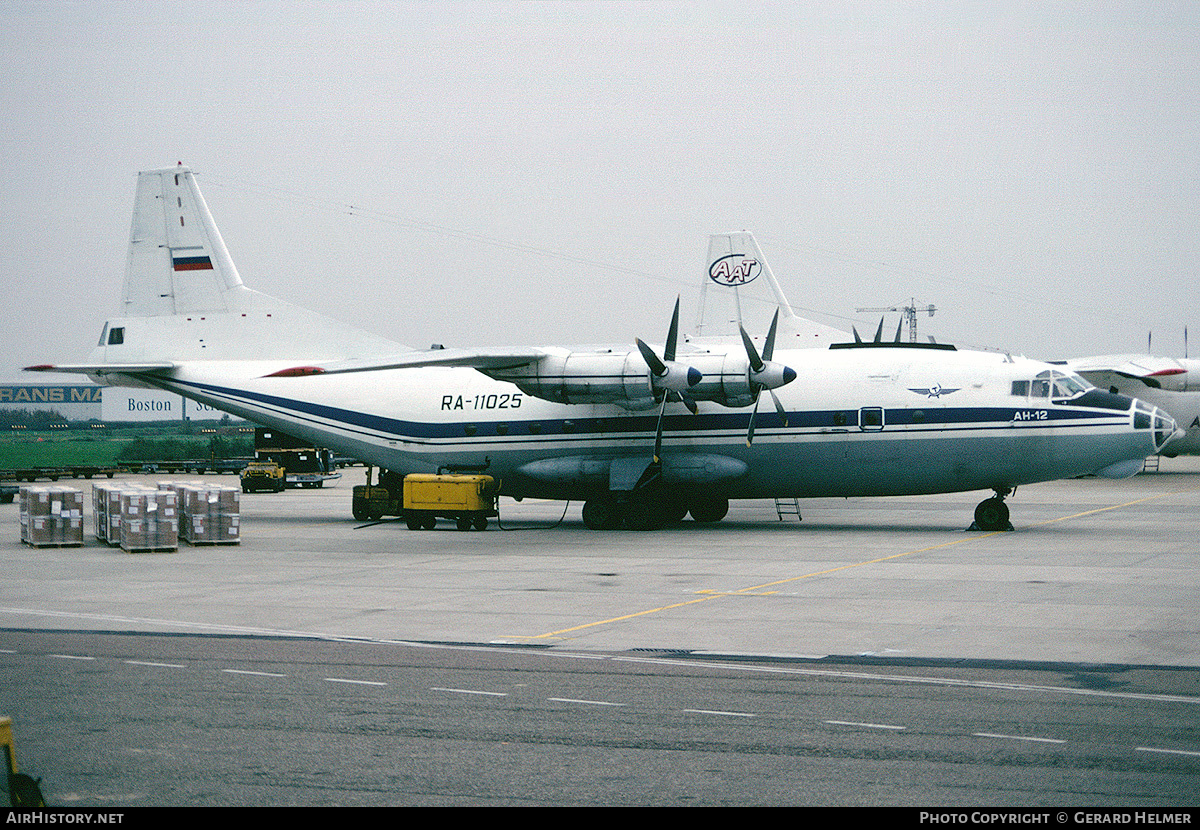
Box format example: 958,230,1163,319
484,348,766,410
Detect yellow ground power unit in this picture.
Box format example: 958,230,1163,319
402,474,498,532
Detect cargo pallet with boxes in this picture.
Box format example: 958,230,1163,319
18,481,240,552
18,485,85,548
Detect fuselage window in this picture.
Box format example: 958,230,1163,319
1011,380,1030,396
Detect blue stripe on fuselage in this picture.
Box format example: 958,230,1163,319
161,377,1127,445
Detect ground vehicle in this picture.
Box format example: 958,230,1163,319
240,460,285,493
350,469,498,530
403,473,498,531
254,429,341,488
351,469,402,521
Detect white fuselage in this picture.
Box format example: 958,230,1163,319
122,344,1166,501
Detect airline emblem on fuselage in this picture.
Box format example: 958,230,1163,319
908,384,960,399
709,254,761,286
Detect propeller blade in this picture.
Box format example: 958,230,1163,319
637,298,702,393
653,394,668,463
770,389,788,426
636,338,667,377
762,309,779,362
873,317,884,343
678,391,699,415
746,392,761,446
894,317,903,343
853,326,863,344
739,325,765,373
663,297,680,363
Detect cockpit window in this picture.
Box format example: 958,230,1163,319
1015,370,1092,400
107,326,124,345
1051,373,1089,397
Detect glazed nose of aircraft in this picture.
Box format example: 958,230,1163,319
1145,403,1181,453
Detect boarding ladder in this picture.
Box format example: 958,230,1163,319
774,497,802,522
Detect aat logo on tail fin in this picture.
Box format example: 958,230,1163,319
709,254,761,286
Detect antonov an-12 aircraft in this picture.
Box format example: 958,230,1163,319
27,166,1180,531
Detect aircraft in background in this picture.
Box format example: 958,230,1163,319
1063,354,1200,457
26,166,1179,531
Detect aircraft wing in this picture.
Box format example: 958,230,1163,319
1065,354,1188,390
25,348,545,380
260,348,546,377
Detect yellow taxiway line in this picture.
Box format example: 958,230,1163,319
516,488,1196,643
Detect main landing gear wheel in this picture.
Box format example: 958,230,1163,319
582,499,620,530
621,499,663,532
688,496,729,524
972,496,1012,532
581,497,667,530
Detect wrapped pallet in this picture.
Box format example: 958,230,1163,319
119,488,178,553
21,486,84,548
178,484,240,545
92,482,126,544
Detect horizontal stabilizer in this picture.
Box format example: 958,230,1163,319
25,362,175,376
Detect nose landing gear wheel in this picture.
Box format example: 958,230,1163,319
971,496,1012,531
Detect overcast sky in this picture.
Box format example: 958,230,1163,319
3,1,1198,382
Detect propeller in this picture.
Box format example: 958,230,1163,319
635,298,702,396
636,298,702,463
739,309,797,446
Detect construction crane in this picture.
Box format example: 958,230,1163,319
855,299,937,343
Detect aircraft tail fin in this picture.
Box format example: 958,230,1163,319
122,165,247,316
692,232,848,348
80,166,404,365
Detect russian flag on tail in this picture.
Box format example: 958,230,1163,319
170,246,213,271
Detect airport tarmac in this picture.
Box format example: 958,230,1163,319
1,458,1198,666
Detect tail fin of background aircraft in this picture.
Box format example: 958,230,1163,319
692,232,848,349
92,165,403,363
